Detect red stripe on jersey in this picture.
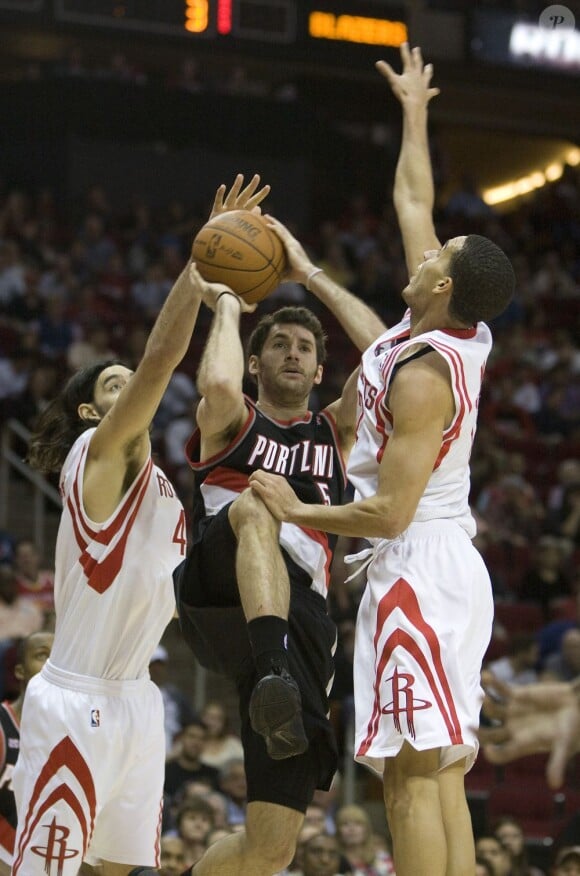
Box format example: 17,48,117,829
430,340,472,412
12,736,96,873
187,404,256,470
374,388,392,464
299,526,332,589
203,467,250,494
357,578,463,756
442,326,477,338
68,459,153,593
0,814,15,854
154,797,163,866
70,453,152,544
428,341,471,470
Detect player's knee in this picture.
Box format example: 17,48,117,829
385,769,439,819
229,488,279,536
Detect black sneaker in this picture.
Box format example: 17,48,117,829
249,668,308,760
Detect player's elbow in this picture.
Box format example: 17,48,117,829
198,374,238,401
372,500,413,540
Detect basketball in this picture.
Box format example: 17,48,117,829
192,209,286,304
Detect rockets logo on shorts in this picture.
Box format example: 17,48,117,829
381,667,432,739
31,817,79,875
90,710,100,728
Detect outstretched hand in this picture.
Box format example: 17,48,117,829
376,43,439,108
263,215,317,287
249,470,303,522
479,671,580,789
210,173,270,220
188,262,256,313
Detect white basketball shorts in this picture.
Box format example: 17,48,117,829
12,661,164,874
353,519,493,776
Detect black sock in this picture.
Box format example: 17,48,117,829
247,615,290,678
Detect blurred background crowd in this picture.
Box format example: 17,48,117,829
0,1,579,873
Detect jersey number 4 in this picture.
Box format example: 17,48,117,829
172,510,187,556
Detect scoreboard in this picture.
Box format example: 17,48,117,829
48,0,407,62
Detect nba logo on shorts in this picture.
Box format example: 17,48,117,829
90,709,100,727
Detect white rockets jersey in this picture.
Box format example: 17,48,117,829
348,311,491,538
49,429,186,680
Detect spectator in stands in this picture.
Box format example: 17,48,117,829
303,802,328,835
312,773,342,834
482,375,536,439
542,628,580,682
218,757,247,827
3,264,45,333
288,824,329,875
160,834,187,876
474,836,513,876
199,788,229,830
476,859,495,876
12,538,54,618
0,241,25,305
0,630,54,874
172,58,205,94
476,473,545,551
537,589,580,668
486,632,539,686
548,482,580,548
164,719,219,800
173,797,215,869
335,805,395,875
123,321,149,369
547,459,580,516
0,532,15,567
445,173,495,219
553,847,580,876
7,361,59,435
131,261,172,320
0,350,35,405
520,535,572,619
299,831,347,876
66,321,117,371
0,565,45,701
153,369,197,432
77,212,117,276
493,816,545,876
149,644,196,756
37,296,79,359
530,251,577,300
199,700,244,770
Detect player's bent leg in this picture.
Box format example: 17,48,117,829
228,489,288,620
193,801,303,876
229,490,307,760
383,743,446,876
437,757,475,876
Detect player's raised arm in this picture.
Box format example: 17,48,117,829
377,43,441,278
265,215,386,349
195,283,254,458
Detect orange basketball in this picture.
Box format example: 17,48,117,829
192,210,286,304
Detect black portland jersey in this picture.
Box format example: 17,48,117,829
186,397,347,596
0,701,19,859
